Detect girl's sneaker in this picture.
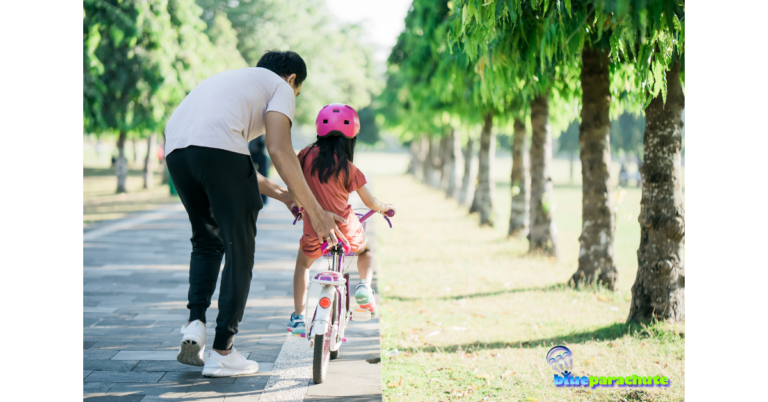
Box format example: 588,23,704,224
355,280,377,317
287,312,305,334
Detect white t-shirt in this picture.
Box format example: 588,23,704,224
164,67,295,157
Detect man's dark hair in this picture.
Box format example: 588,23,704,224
256,51,307,86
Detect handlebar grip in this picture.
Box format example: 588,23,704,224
385,209,395,218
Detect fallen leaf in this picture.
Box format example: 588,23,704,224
426,330,441,337
419,309,428,314
385,349,400,357
597,294,610,302
451,326,468,332
472,312,486,318
425,367,454,374
474,373,491,380
492,352,502,358
501,370,516,379
386,378,402,388
526,397,539,401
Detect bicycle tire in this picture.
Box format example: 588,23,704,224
330,294,340,360
312,332,330,383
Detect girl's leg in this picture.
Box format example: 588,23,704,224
354,234,378,315
355,235,373,284
293,251,318,315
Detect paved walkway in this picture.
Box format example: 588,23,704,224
84,187,383,401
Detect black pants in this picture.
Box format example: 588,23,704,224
166,146,263,350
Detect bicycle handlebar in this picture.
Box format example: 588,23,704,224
291,206,394,228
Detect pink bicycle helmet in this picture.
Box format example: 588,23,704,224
315,103,360,138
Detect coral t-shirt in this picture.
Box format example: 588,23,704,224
297,147,367,258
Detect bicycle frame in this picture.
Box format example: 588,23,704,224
291,207,394,347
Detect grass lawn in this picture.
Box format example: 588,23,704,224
356,153,685,402
83,139,176,226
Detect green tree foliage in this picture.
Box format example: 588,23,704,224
84,0,245,139
169,0,246,95
83,0,181,137
356,106,380,145
450,0,685,113
611,111,645,157
195,0,380,125
557,120,580,155
84,0,245,192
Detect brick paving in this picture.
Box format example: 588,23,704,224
83,187,382,401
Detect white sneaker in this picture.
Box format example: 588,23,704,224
177,320,207,366
202,347,259,377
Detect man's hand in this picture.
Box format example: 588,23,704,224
308,209,349,248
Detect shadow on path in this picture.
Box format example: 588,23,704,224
384,283,567,302
397,322,684,354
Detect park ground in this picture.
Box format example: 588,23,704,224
84,139,172,226
84,143,684,401
357,154,685,402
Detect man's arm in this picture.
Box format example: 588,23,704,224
264,111,348,246
255,171,292,206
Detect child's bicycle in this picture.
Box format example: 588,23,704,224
290,206,394,384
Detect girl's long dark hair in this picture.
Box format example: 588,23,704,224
300,134,356,185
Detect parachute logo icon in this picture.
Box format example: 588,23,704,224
546,346,573,377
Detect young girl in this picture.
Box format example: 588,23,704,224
287,103,395,334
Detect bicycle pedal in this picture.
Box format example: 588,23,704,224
352,308,372,321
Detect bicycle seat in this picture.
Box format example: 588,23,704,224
310,271,346,286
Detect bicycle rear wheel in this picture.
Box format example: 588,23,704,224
313,292,335,384
312,332,330,383
330,295,340,360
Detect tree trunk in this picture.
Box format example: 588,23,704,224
427,133,442,188
417,135,429,183
458,135,475,205
132,138,138,165
445,127,461,199
423,134,436,185
473,114,495,226
508,118,529,237
529,94,558,256
627,60,685,324
160,134,169,185
440,128,451,191
409,139,420,176
116,130,128,193
143,133,157,189
571,46,619,290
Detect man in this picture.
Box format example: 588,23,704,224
164,51,348,377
